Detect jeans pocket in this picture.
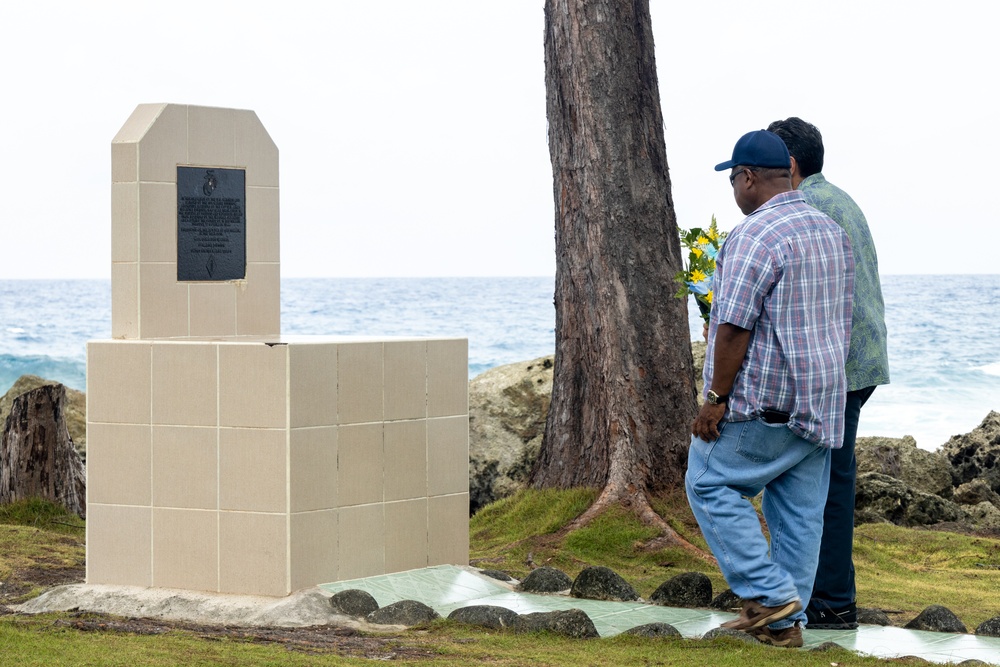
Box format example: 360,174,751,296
734,420,792,463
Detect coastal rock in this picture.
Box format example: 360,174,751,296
941,412,1000,494
570,566,638,602
953,480,1000,508
478,569,514,582
903,604,967,633
448,605,520,630
468,356,552,513
0,375,86,458
517,566,572,593
622,622,681,638
854,472,967,527
649,572,713,608
516,609,599,638
328,589,379,617
856,435,954,498
965,502,1000,534
857,607,892,626
366,600,439,627
975,616,1000,637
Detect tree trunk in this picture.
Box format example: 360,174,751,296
0,384,87,518
531,0,699,521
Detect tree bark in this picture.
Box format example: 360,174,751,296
532,1,699,500
0,384,87,518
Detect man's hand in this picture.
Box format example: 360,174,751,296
692,401,727,441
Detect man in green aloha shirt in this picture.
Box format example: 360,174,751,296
767,117,890,629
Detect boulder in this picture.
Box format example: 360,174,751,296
516,609,599,638
517,566,572,594
366,599,440,626
941,412,1000,494
0,375,86,459
622,622,681,638
649,571,712,608
448,605,520,630
975,616,1000,637
856,435,954,498
953,480,1000,508
854,472,967,527
328,589,379,617
709,588,742,611
857,607,892,626
478,569,514,582
468,357,552,512
903,604,967,633
965,502,1000,534
701,627,759,644
0,384,86,517
570,566,638,602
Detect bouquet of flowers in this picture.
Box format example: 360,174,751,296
674,216,726,323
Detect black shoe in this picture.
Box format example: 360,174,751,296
806,601,858,629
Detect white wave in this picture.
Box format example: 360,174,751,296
977,362,1000,377
6,327,26,334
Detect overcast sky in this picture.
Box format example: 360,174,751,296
1,1,994,279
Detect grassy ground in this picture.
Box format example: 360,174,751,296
1,493,998,665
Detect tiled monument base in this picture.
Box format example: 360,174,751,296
86,336,469,597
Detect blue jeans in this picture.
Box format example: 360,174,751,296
686,419,832,629
809,386,876,612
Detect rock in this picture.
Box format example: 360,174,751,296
975,615,1000,637
570,566,638,602
809,641,842,652
478,569,514,582
691,341,706,398
366,600,440,627
903,604,967,633
468,357,552,512
854,472,967,527
516,609,599,638
856,435,954,498
448,605,520,630
328,589,379,617
940,411,1000,494
517,566,572,593
965,502,1000,534
953,480,1000,508
0,375,86,459
956,661,990,666
701,627,759,644
622,622,681,638
649,572,712,608
709,588,742,611
0,384,86,517
857,607,892,626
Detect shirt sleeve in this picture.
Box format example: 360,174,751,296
713,232,777,331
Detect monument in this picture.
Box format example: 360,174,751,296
86,104,470,596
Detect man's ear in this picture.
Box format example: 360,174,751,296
789,156,800,179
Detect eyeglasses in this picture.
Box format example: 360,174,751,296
729,167,757,186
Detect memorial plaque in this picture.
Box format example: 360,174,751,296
177,166,246,281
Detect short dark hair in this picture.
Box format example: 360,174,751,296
766,117,824,177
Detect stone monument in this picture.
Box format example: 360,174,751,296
86,104,469,596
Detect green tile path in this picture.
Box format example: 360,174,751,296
320,565,1000,664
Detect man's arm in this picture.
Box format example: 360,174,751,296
692,322,752,441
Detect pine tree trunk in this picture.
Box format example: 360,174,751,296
532,0,699,495
0,384,87,517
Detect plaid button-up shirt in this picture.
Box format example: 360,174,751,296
704,190,855,448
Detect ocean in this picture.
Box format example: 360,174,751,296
2,275,998,452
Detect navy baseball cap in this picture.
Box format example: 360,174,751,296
715,130,791,171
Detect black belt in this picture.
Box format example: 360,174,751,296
761,409,790,424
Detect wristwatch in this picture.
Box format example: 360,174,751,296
706,390,729,405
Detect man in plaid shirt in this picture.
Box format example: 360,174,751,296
685,130,854,648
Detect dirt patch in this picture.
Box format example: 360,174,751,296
0,564,85,605
51,612,442,660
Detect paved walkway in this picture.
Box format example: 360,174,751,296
320,565,1000,664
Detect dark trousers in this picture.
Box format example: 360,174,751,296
808,386,876,611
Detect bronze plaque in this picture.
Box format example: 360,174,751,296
177,167,246,281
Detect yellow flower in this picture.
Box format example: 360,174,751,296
691,247,703,258
707,228,719,241
705,290,713,304
690,269,708,283
696,235,710,246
